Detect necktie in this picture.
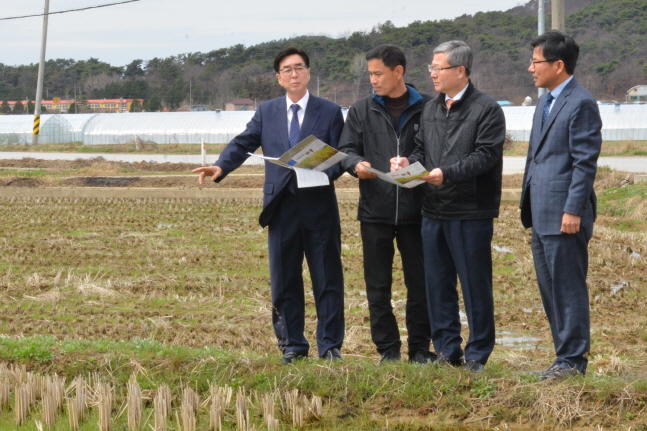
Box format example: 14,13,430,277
542,93,554,128
289,104,300,147
446,99,454,110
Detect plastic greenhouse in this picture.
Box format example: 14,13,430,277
2,104,647,145
503,104,647,142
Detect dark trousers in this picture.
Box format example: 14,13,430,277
268,192,345,357
531,226,592,373
361,222,431,356
421,217,495,365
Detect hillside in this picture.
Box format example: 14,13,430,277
1,0,646,111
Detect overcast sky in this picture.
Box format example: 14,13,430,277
1,0,526,67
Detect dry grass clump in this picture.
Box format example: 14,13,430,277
0,366,331,429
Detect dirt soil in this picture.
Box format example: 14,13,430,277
0,157,525,189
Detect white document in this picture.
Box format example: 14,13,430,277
363,161,429,188
246,135,347,188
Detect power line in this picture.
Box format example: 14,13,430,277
0,0,141,21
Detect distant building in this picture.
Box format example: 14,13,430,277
225,98,255,111
3,98,143,113
626,85,647,104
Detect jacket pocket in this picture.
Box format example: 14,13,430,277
263,183,275,194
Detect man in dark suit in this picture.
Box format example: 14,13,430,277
521,31,602,380
193,47,345,364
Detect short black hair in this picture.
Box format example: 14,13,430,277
531,31,579,75
366,45,406,74
273,47,310,73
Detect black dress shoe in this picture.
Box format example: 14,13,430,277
409,350,438,365
463,359,484,373
529,363,560,376
379,350,401,364
281,351,307,365
322,348,342,361
539,365,580,381
435,356,464,367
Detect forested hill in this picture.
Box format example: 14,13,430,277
1,0,646,112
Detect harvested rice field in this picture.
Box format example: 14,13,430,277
0,158,645,430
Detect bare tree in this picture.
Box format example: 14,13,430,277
82,72,120,97
350,53,368,103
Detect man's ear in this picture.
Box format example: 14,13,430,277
395,65,405,79
554,59,567,76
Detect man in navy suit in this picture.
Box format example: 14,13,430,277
521,31,602,380
193,47,345,364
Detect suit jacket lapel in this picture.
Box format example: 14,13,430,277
300,96,321,141
272,97,290,152
534,78,578,157
530,96,544,153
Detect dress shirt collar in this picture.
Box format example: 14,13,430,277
549,75,573,102
286,91,310,113
445,83,469,103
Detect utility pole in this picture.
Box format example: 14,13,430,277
538,0,546,98
32,0,50,145
552,0,565,32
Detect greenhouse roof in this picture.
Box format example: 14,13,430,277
2,103,647,145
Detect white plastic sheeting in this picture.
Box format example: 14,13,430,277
82,111,255,145
0,113,97,144
502,104,647,142
2,104,647,145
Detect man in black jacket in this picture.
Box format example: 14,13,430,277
339,45,435,364
392,41,505,372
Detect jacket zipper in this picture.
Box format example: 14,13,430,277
371,106,416,226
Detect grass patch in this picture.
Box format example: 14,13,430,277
597,181,647,230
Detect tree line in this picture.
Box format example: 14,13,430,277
1,0,646,113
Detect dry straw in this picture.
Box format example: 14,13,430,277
66,375,87,431
235,387,251,431
127,374,142,431
0,364,10,410
181,387,200,431
15,382,34,426
154,384,172,431
282,388,323,428
42,374,65,428
261,391,280,431
97,381,113,431
209,384,232,431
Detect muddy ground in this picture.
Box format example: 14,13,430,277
0,157,535,189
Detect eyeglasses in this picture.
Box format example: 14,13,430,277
529,58,556,66
428,64,459,73
278,65,308,76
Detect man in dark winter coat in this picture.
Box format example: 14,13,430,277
339,45,435,364
392,40,506,372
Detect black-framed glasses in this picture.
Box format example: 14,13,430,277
529,58,557,66
279,64,308,76
428,64,459,73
